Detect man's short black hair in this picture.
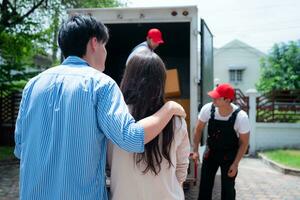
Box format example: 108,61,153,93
58,15,109,58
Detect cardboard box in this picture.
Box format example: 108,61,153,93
165,69,181,98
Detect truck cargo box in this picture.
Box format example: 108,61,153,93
68,5,214,186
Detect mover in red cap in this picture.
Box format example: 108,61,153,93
192,83,250,200
126,28,164,65
207,83,235,100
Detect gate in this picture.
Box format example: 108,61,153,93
234,88,249,114
0,90,22,145
256,90,300,122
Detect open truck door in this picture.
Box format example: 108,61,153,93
200,19,214,110
185,19,214,188
199,19,214,148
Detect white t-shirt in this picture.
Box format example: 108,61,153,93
198,102,250,137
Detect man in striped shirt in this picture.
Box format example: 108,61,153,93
14,15,185,200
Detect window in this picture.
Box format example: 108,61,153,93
229,69,243,82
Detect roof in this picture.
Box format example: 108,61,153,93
214,39,266,57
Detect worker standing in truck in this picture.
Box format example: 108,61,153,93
126,28,164,65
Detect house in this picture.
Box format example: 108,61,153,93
214,39,266,92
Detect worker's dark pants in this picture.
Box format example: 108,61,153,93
198,155,237,200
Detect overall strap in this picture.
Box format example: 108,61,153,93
228,108,241,123
210,104,216,120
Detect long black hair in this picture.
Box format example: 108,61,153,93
120,51,174,175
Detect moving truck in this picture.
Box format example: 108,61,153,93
68,6,214,134
68,5,214,185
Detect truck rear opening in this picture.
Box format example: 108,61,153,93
67,6,214,136
104,22,191,131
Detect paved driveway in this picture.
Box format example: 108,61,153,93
1,158,300,200
185,157,300,200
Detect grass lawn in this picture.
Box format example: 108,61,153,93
262,149,300,169
0,146,15,160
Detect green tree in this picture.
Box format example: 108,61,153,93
0,0,53,92
68,0,124,8
48,0,125,63
0,0,124,92
0,26,49,92
0,0,124,34
0,31,46,92
0,0,49,34
256,41,300,92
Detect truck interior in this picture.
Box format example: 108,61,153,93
104,22,191,131
105,22,190,96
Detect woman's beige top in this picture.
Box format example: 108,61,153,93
107,116,190,200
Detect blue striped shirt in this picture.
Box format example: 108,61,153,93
14,56,145,200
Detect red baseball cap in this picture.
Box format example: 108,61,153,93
207,83,235,100
147,28,164,44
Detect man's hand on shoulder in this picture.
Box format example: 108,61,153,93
165,101,186,118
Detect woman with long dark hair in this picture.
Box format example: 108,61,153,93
107,51,190,200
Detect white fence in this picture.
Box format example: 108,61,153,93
246,89,300,154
